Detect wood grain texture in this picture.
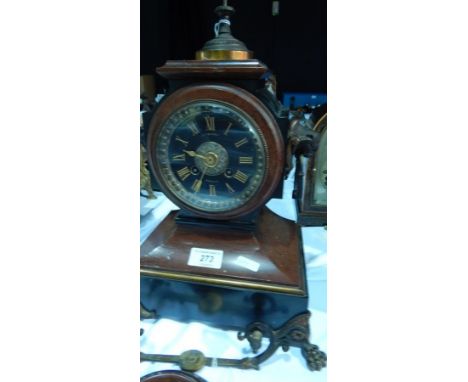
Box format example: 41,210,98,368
157,60,269,80
147,83,285,220
140,207,306,295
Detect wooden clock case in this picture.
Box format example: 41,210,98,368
140,59,309,331
147,77,285,221
144,59,290,215
140,1,326,371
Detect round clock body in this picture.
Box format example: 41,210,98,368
147,84,284,220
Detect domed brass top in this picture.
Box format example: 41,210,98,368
196,0,253,60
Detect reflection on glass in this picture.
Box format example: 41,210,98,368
155,101,267,212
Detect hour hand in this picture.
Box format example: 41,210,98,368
183,150,207,160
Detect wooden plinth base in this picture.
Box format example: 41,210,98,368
140,206,308,330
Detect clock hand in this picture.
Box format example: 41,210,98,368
183,150,208,160
193,165,207,193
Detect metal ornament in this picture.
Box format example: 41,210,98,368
196,0,253,60
141,144,156,199
239,311,327,371
285,111,320,174
140,311,326,372
140,302,157,320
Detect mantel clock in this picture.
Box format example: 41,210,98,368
290,111,327,226
140,0,326,373
147,82,285,221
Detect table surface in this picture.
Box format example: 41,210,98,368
140,173,327,382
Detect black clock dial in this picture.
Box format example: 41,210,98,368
155,101,267,213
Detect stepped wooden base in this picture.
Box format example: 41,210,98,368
140,207,326,371
140,207,307,329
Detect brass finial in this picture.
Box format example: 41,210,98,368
196,0,253,60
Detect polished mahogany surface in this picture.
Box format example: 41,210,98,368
157,60,269,80
140,207,306,295
146,84,285,221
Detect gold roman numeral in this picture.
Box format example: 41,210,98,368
239,156,253,164
204,116,215,132
233,170,248,183
186,122,200,136
224,122,232,136
225,182,235,193
177,166,191,181
191,178,202,192
175,136,189,146
172,153,186,161
234,137,248,148
209,184,216,196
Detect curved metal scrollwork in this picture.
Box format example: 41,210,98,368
140,311,326,372
238,311,326,371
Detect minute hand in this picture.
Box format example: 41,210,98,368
183,150,207,160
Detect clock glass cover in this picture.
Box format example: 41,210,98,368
154,100,267,213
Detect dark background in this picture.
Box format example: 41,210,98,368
141,0,326,99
